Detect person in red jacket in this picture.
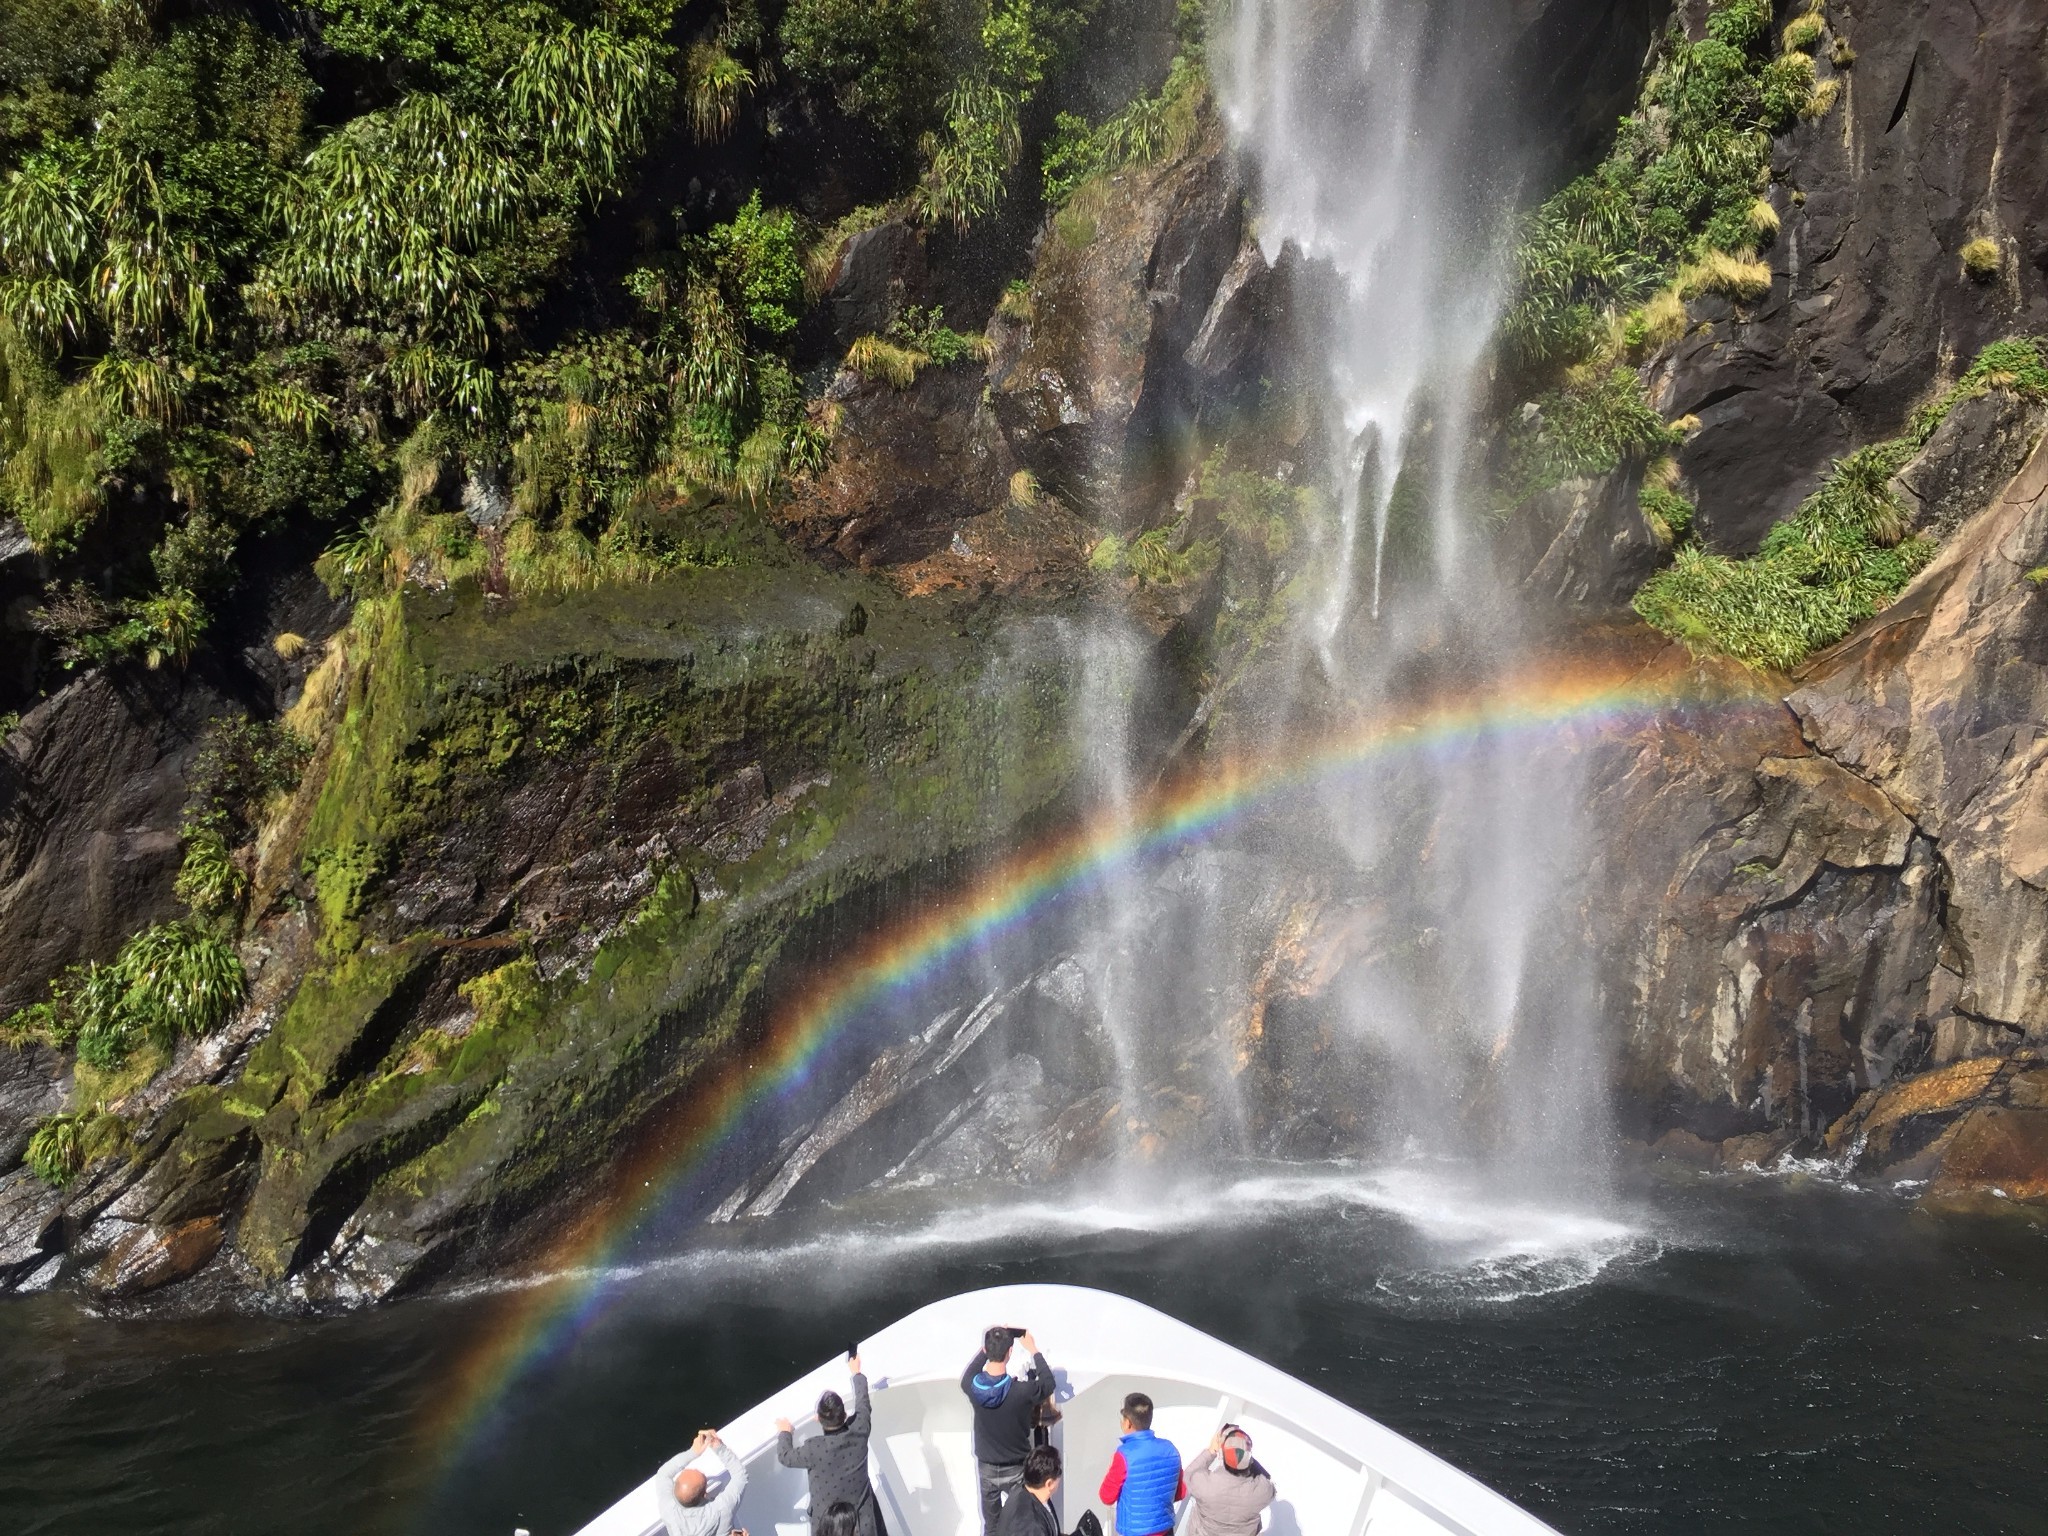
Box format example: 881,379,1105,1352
1096,1394,1185,1536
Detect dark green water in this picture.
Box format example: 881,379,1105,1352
3,1169,2045,1536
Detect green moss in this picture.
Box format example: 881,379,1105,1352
225,560,1081,1279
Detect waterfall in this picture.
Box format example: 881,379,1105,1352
1199,0,1610,1194
731,0,1618,1249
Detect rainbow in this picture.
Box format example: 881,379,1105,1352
429,657,1749,1456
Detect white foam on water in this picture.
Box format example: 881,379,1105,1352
445,1162,1658,1313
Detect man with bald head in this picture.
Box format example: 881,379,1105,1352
655,1428,748,1536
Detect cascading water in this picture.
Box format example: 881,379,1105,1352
710,0,1627,1290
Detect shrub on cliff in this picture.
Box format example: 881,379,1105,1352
1500,0,1841,373
3,919,245,1068
0,1,692,683
779,0,940,143
1634,338,2048,669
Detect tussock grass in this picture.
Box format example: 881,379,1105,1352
1679,250,1773,302
845,336,926,390
1634,337,2048,668
1781,13,1825,52
1961,238,2002,282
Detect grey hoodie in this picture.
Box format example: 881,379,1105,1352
1183,1452,1275,1536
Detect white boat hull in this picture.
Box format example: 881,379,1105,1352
572,1284,1563,1536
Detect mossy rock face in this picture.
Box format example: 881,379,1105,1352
169,563,1079,1298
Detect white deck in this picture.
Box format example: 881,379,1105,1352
572,1284,1563,1536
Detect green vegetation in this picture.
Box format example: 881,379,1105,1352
845,307,990,389
1040,55,1206,205
1634,338,2048,669
0,0,852,680
1500,365,1682,505
779,0,940,144
1501,0,1839,373
25,1111,94,1184
175,717,310,916
3,919,244,1068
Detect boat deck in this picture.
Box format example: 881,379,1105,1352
572,1284,1560,1536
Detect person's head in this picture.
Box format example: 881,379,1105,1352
817,1390,847,1432
983,1325,1014,1364
1024,1444,1062,1498
818,1501,860,1536
672,1467,708,1507
1119,1392,1153,1433
1219,1425,1255,1475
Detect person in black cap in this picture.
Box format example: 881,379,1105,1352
961,1325,1054,1536
777,1353,883,1536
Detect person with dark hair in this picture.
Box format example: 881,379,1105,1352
654,1429,749,1536
994,1445,1065,1536
1183,1426,1275,1536
776,1353,883,1536
1096,1393,1184,1536
817,1502,861,1536
962,1326,1054,1536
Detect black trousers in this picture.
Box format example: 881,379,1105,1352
978,1459,1025,1536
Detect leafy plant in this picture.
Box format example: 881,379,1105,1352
697,193,806,337
1632,337,2048,667
779,0,940,142
1502,365,1679,504
26,1112,85,1184
685,41,753,142
7,919,246,1070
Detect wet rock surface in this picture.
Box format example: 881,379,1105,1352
988,117,1244,527
1648,0,2048,554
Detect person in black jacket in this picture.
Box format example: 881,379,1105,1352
961,1326,1054,1536
994,1446,1064,1536
776,1354,883,1536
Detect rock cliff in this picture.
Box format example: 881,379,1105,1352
8,0,2048,1314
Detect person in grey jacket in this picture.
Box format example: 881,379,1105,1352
775,1355,883,1536
655,1429,749,1536
1183,1426,1275,1536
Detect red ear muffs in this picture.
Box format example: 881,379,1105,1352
1220,1428,1253,1471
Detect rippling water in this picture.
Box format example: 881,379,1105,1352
4,1168,2045,1536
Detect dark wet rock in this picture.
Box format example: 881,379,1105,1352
165,567,1085,1296
1790,430,2048,1038
1594,400,2048,1203
778,363,1012,572
989,117,1244,527
1647,0,2048,554
823,219,929,347
0,669,230,1012
84,1215,225,1299
1891,391,2048,539
1505,467,1666,614
0,1168,64,1281
0,1043,68,1171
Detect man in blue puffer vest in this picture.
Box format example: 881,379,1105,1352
1095,1392,1185,1536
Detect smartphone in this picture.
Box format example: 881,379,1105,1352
847,1341,859,1359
